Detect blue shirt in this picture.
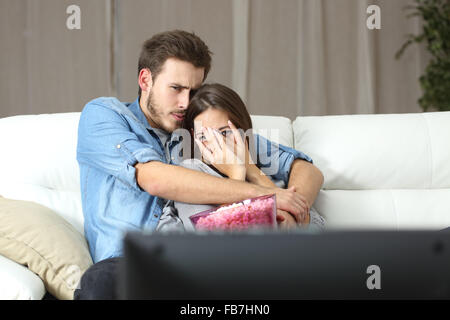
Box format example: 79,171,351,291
76,97,313,263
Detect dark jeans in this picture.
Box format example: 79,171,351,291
74,257,122,300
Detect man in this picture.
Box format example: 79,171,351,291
74,30,324,299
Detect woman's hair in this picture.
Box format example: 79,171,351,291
182,83,253,133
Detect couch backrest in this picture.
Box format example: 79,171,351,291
0,112,293,235
292,111,450,230
0,113,84,234
3,110,448,232
251,115,294,147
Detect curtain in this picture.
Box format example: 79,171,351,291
0,0,429,119
244,0,429,118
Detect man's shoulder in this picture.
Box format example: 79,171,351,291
83,97,130,114
80,97,140,126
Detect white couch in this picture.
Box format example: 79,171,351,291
0,110,449,299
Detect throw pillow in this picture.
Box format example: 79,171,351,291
0,196,92,300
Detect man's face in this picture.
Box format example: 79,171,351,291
143,58,204,133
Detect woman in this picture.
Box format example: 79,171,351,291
169,83,326,232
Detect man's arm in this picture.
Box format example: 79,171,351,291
287,159,324,211
135,161,306,218
135,161,266,205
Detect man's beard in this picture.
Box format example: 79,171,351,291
145,90,184,133
146,91,170,132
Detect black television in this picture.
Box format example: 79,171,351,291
119,229,450,299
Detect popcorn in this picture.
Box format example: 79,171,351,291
189,194,277,231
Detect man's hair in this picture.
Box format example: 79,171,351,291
137,30,212,98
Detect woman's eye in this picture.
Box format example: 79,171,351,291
221,130,232,137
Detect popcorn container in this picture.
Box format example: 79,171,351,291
189,194,277,231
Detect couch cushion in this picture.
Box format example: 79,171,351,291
0,196,93,300
0,254,45,300
315,189,450,230
251,115,294,148
292,111,450,190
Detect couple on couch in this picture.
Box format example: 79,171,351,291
75,30,325,299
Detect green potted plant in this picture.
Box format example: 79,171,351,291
396,0,450,111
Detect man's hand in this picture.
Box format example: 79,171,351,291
274,186,310,223
287,159,323,224
276,209,298,229
293,190,311,225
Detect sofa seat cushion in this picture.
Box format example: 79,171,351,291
315,189,450,230
0,254,46,300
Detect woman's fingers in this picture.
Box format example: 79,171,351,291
227,120,249,165
202,127,221,163
227,120,244,146
202,124,250,167
211,128,231,164
194,138,213,163
205,127,219,151
211,127,225,148
224,133,240,165
210,128,228,158
243,138,254,166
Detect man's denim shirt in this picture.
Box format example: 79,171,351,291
76,97,313,263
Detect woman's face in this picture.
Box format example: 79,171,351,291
193,107,233,149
